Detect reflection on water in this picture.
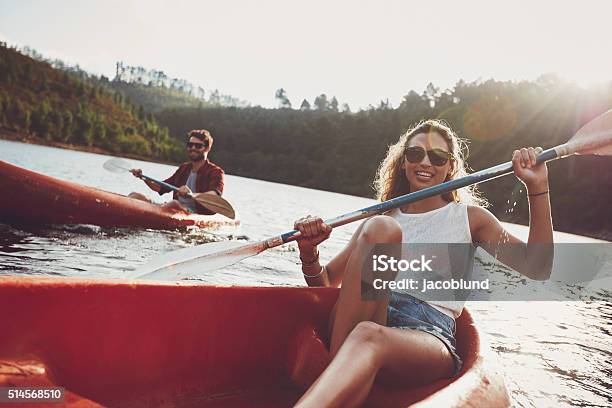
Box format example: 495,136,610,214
476,302,612,407
0,140,610,407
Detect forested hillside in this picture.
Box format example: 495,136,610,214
0,43,181,160
102,62,248,113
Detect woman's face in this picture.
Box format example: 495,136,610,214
402,132,453,191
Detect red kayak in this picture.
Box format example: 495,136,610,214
0,161,239,230
0,276,509,407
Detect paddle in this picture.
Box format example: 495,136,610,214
103,157,236,219
136,109,612,280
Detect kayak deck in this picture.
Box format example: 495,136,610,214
0,277,509,407
0,160,239,230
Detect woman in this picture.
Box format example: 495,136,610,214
293,120,553,407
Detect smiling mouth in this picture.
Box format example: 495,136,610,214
415,171,434,180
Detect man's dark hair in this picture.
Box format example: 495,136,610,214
188,129,213,147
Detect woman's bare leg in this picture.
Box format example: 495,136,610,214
295,322,454,408
328,215,402,356
296,215,454,407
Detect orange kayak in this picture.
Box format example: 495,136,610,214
0,276,509,407
0,161,239,230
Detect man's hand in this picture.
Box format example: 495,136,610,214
177,185,192,197
130,168,143,178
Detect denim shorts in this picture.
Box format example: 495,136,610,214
386,291,463,376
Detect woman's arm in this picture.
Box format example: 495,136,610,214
295,217,367,288
470,147,554,280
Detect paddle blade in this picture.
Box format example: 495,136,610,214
192,193,237,219
567,108,612,156
103,157,133,173
136,240,266,280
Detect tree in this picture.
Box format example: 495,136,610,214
209,89,221,105
300,99,311,110
314,94,329,111
423,82,440,108
74,108,93,146
76,82,86,97
39,76,50,92
275,88,292,108
378,99,391,109
137,105,145,120
93,118,107,143
330,97,339,112
10,100,30,131
23,63,34,82
61,110,73,142
31,99,52,137
0,92,6,124
48,110,65,142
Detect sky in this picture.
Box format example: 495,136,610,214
1,0,611,109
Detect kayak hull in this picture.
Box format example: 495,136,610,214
0,161,238,230
0,276,509,407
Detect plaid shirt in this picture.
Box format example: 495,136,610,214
159,160,224,215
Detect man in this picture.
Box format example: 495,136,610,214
128,129,224,215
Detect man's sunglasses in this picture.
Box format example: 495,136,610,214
186,142,207,149
404,146,453,166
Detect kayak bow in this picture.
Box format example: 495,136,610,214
0,161,239,230
0,276,509,407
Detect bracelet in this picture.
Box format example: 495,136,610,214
300,250,320,267
303,265,326,279
528,190,549,197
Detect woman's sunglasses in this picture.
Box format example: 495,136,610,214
186,142,206,149
404,146,453,166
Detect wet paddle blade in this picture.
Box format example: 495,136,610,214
136,240,266,280
192,193,237,219
103,157,133,174
567,108,612,156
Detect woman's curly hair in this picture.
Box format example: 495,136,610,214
373,119,487,207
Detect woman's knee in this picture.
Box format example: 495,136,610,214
347,321,387,349
359,216,402,244
341,321,389,366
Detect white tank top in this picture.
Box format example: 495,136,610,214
388,202,474,318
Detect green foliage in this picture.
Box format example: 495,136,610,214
0,92,6,124
47,110,64,142
330,97,339,112
60,110,73,142
0,43,180,160
275,88,291,109
102,62,247,112
31,99,52,139
313,94,328,111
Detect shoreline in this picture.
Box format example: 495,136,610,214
1,131,609,242
0,128,176,166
